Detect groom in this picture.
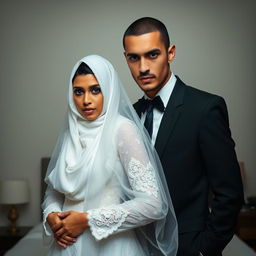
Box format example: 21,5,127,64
123,17,243,256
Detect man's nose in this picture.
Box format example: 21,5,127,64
139,58,149,73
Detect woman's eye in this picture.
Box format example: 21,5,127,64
91,87,101,94
73,88,84,96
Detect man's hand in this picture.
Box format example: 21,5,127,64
54,211,88,239
46,212,76,248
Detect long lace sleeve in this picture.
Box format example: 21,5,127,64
42,185,64,236
87,120,163,240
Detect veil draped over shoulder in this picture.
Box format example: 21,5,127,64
43,55,178,256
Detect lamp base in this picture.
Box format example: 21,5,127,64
8,225,20,236
8,205,19,235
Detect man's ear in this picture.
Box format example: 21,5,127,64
167,45,176,63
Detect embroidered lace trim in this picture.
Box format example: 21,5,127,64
128,157,159,199
88,206,128,240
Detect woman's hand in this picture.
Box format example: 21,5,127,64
47,212,76,248
47,212,61,230
54,211,88,239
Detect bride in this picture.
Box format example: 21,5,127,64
42,55,178,256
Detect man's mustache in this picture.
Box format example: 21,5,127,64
138,71,155,79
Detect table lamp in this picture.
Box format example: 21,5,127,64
0,180,29,235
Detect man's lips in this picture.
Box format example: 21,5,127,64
139,76,155,83
82,108,95,115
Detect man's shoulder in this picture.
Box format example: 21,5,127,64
177,79,228,117
176,76,223,103
181,79,217,98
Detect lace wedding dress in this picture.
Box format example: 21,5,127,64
43,119,162,256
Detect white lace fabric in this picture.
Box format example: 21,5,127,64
127,158,159,199
86,120,161,241
87,206,128,240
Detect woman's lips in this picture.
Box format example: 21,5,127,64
83,108,95,115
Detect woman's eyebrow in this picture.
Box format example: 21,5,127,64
73,84,100,89
89,84,100,88
73,86,83,89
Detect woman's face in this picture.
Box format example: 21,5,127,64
72,74,104,121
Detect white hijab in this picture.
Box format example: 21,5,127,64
46,55,119,201
45,55,178,255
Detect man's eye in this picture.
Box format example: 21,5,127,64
92,87,101,94
128,55,138,62
149,52,159,59
73,88,83,96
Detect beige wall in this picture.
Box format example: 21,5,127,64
0,0,255,226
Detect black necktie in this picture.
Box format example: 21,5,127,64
142,96,165,137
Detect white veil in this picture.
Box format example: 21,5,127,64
44,55,178,256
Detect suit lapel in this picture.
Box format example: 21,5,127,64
155,77,185,157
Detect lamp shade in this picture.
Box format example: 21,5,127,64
0,180,29,204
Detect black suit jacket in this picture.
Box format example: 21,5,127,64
134,77,243,256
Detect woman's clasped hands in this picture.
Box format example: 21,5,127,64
47,211,88,248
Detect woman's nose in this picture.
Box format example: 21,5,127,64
83,94,91,106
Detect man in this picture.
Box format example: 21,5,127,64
123,17,244,256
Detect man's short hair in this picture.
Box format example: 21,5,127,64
123,17,170,50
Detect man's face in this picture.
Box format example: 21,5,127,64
124,31,175,98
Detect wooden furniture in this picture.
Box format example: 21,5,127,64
0,158,49,255
0,226,31,256
236,209,256,251
1,158,50,256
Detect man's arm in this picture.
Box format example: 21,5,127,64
198,96,244,256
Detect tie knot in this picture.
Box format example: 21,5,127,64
143,96,165,113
